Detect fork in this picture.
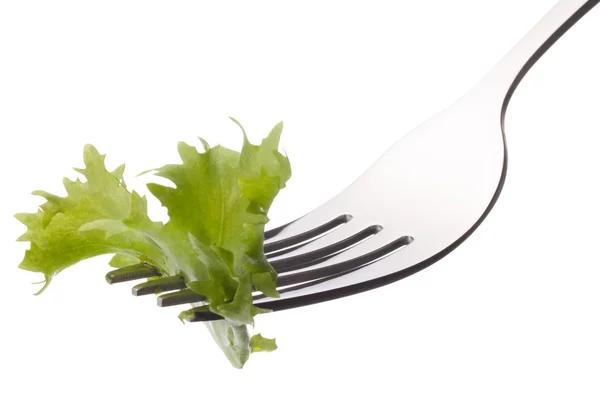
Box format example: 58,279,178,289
107,0,599,322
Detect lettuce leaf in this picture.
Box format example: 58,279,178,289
251,333,278,353
15,119,291,368
15,145,171,293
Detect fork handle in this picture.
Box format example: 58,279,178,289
478,0,598,105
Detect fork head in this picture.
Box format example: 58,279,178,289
254,92,507,311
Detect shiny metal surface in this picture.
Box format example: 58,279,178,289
252,0,599,313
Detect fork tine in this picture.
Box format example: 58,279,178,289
267,217,371,262
273,227,411,274
105,263,160,284
179,306,223,322
264,214,352,254
263,193,353,246
269,224,382,272
131,276,185,296
174,236,413,321
157,289,206,307
257,235,411,304
182,237,413,323
264,218,297,240
271,236,412,289
110,230,411,310
108,225,411,317
257,238,422,310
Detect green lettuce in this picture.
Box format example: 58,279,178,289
15,118,290,368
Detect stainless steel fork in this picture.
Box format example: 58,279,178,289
110,0,599,321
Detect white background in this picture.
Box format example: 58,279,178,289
1,0,599,408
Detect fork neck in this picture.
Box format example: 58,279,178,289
474,0,598,118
